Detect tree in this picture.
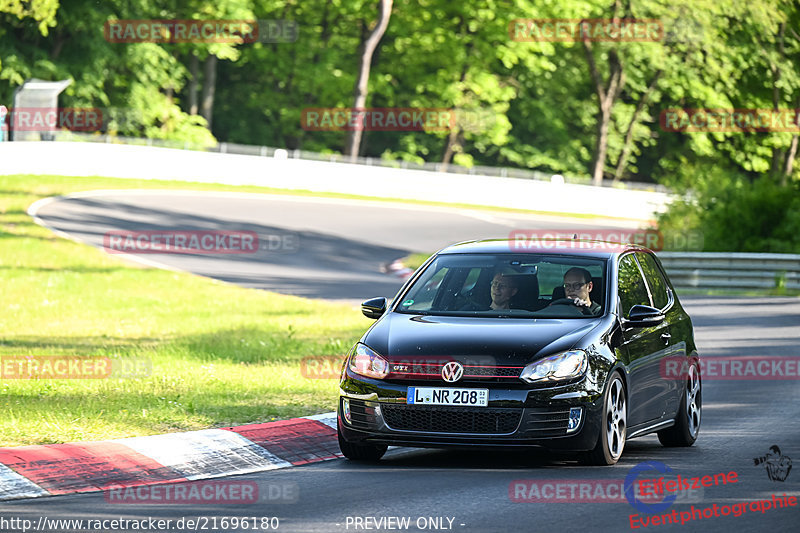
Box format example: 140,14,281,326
0,0,59,34
344,0,392,161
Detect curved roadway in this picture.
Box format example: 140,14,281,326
29,190,643,300
12,190,800,532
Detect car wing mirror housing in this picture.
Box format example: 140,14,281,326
624,304,665,327
361,297,388,319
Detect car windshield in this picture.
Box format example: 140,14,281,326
395,253,606,318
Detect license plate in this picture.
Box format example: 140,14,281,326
407,387,488,407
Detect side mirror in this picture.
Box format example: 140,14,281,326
361,297,387,319
625,304,665,327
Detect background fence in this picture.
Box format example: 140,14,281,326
659,252,800,291
44,131,668,192
6,137,798,292
1,140,671,221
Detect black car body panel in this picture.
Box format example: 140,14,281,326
338,239,700,459
363,314,605,370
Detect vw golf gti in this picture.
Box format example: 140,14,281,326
337,239,702,465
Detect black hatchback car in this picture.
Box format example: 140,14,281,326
337,239,701,465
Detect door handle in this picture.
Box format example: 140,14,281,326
660,332,671,344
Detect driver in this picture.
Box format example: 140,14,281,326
552,267,601,315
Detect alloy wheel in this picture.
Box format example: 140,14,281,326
686,364,701,438
606,378,626,460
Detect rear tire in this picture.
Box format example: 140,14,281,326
658,362,701,447
583,372,627,466
337,422,387,461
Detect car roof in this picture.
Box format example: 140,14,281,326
436,238,652,259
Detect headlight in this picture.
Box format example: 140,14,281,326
520,350,588,383
348,343,390,379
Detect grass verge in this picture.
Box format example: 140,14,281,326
0,174,378,447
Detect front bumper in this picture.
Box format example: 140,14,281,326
338,371,604,452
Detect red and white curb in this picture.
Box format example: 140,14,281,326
0,413,338,502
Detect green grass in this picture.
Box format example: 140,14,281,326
0,174,381,447
399,253,433,270
9,173,781,448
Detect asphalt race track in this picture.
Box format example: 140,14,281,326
11,190,800,532
28,190,640,300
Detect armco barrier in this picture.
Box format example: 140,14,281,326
0,141,669,221
44,131,668,192
658,252,800,290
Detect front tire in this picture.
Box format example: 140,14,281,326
658,362,701,447
583,372,627,465
337,422,387,461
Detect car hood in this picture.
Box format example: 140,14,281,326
362,312,604,366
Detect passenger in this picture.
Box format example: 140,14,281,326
488,271,520,310
460,269,520,311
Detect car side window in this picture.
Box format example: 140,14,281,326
636,252,669,310
405,267,447,310
617,254,651,318
459,268,481,295
440,267,486,310
536,263,566,297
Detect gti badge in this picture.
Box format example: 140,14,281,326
442,361,464,383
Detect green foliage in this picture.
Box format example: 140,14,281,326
0,0,226,143
0,0,59,34
658,164,800,252
1,0,799,251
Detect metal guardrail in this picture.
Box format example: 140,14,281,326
43,131,669,192
658,252,800,291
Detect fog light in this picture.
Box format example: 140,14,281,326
343,398,351,424
567,407,582,433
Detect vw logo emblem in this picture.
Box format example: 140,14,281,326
441,361,464,383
